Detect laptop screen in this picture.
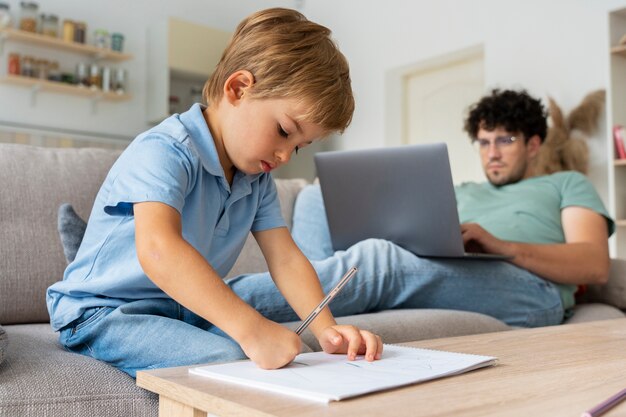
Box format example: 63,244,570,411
314,143,467,258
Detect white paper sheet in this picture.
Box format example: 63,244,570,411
189,345,497,403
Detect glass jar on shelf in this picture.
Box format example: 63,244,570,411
89,64,101,90
37,59,49,80
30,58,41,78
113,68,127,94
19,2,38,32
8,53,20,75
111,33,124,52
62,19,74,42
60,72,74,85
47,61,61,82
75,62,89,87
101,67,111,92
93,29,110,49
0,3,11,29
21,55,34,77
73,21,86,43
40,13,59,37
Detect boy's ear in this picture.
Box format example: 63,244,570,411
223,70,255,104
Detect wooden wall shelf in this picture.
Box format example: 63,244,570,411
608,9,626,253
0,28,132,61
0,74,131,101
0,27,133,113
0,75,131,113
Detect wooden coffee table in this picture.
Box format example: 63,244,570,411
137,318,626,417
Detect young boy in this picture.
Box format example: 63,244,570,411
46,8,382,377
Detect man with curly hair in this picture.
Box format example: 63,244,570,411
464,89,548,186
457,88,613,319
254,88,613,328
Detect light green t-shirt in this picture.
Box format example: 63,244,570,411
455,171,615,310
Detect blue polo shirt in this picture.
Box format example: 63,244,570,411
47,104,286,331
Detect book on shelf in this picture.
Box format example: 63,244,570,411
613,125,626,159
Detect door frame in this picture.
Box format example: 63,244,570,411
384,44,485,147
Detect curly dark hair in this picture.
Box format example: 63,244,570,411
464,89,548,143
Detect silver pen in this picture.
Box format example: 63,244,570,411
294,267,358,336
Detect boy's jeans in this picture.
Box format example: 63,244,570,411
60,184,563,377
59,299,245,377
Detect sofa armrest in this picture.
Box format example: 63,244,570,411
578,258,626,309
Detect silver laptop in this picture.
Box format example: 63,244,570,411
314,142,509,260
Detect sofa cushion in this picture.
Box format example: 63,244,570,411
577,258,626,309
227,178,309,278
58,204,88,263
563,303,626,324
0,324,157,417
0,144,122,325
0,325,7,366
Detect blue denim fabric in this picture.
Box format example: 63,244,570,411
59,299,245,378
239,184,564,328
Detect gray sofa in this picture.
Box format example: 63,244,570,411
1,143,624,417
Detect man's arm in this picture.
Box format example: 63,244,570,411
133,201,301,369
253,227,383,361
461,206,610,285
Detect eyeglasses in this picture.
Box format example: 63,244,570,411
471,136,519,151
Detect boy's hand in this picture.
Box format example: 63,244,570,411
318,325,383,361
239,319,301,370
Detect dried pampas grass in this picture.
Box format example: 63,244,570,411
532,89,605,176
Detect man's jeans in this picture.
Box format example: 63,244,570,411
60,184,564,377
233,184,564,328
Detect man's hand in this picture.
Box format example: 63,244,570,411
461,223,512,256
461,207,610,285
317,325,383,361
239,318,302,370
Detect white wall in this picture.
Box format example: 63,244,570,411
300,0,626,198
3,0,626,184
0,0,293,139
302,0,625,150
2,0,624,141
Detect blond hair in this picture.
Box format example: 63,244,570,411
204,8,354,134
